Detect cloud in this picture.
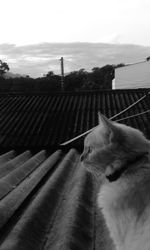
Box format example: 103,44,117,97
0,43,150,77
94,33,122,44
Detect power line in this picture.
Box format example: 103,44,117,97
60,92,150,146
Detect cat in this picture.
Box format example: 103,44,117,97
80,113,150,250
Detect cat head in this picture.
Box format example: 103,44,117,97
81,113,150,180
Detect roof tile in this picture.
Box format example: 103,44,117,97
0,89,149,150
0,149,105,250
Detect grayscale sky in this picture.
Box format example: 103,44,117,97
0,0,150,77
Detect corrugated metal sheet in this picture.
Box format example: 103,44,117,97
0,89,150,151
0,89,149,250
0,149,113,250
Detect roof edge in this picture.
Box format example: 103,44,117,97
0,88,150,96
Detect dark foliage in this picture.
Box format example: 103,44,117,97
0,75,61,93
114,63,125,68
64,65,114,91
0,65,114,93
0,60,9,78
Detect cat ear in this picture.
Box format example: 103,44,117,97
98,112,113,129
98,112,118,141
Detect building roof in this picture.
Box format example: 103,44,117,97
0,149,113,250
0,88,150,152
0,88,150,249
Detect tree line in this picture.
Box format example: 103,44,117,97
0,60,121,92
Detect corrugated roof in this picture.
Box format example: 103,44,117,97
0,149,113,250
0,89,150,250
0,89,150,151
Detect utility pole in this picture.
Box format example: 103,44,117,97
60,57,64,91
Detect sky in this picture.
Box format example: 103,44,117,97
0,0,150,77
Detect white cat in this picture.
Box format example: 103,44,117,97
81,113,150,250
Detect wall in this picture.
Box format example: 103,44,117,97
115,61,150,89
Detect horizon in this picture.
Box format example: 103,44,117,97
1,42,150,78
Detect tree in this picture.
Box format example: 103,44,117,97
91,65,114,89
45,71,54,78
146,56,150,61
0,60,9,78
114,63,125,68
64,69,88,91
